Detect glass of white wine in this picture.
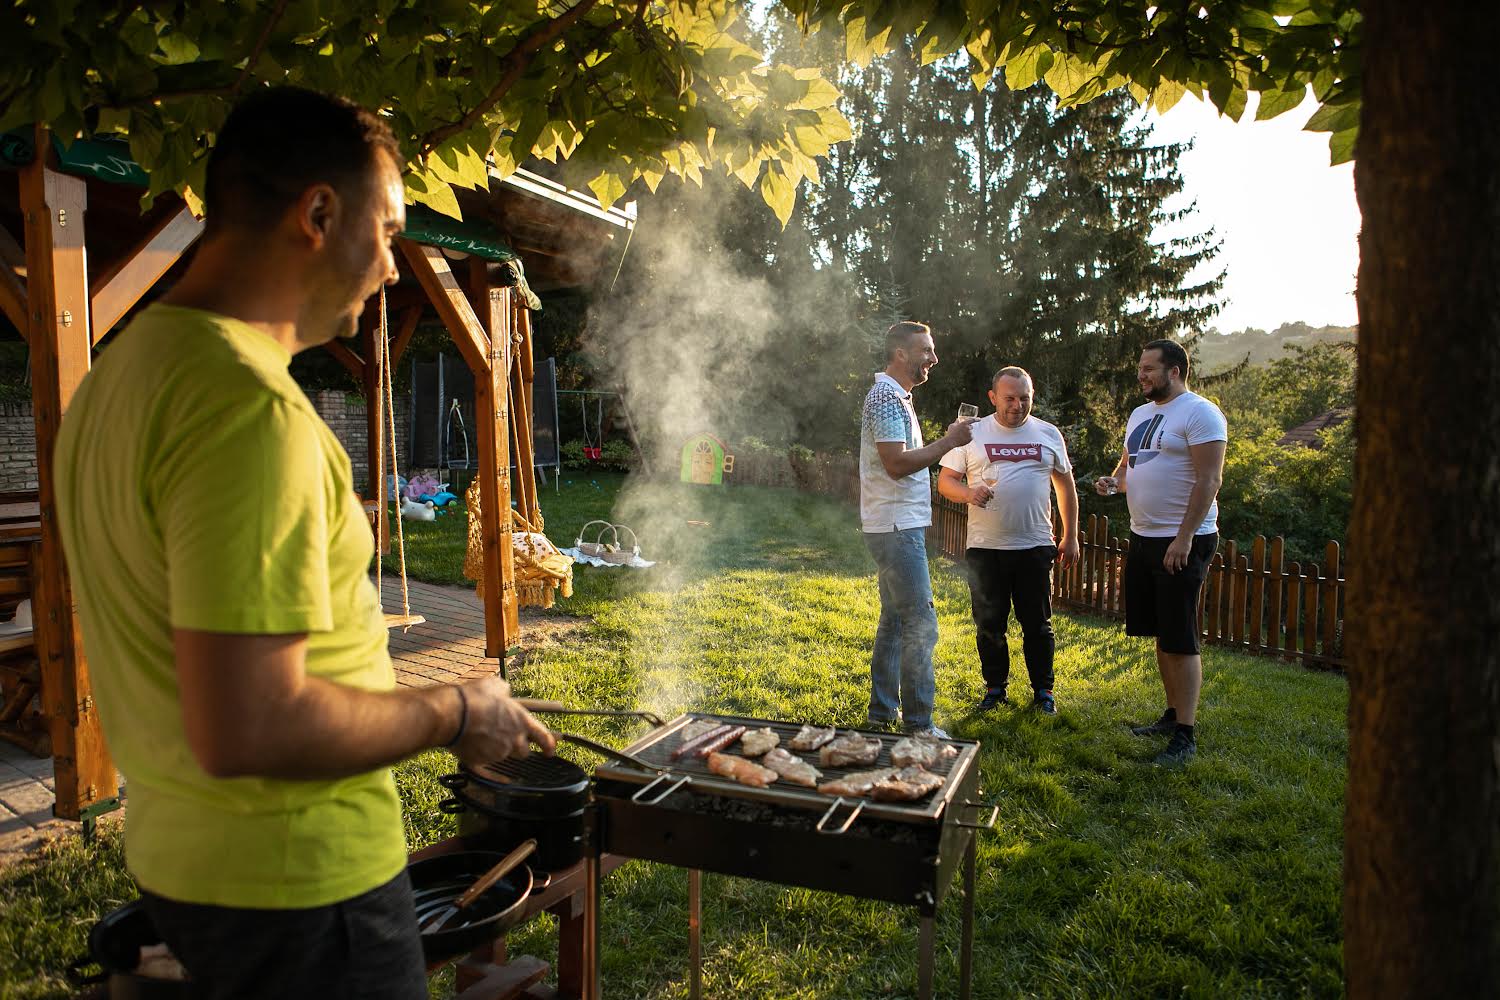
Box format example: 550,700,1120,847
957,403,979,421
980,462,1001,508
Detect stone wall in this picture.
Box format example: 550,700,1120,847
0,403,37,492
0,391,413,495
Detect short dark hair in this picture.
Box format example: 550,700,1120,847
205,87,401,234
885,321,931,361
992,365,1033,389
1142,339,1189,381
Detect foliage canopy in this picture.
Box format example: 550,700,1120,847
1,1,1359,222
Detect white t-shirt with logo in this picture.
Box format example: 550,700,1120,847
939,415,1072,550
1123,391,1228,537
859,373,931,532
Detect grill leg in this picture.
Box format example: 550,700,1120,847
584,853,601,1000
689,868,703,1000
918,914,935,1000
961,833,977,1000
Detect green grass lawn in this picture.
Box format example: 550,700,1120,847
1,472,1346,999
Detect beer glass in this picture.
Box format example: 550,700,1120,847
957,403,979,421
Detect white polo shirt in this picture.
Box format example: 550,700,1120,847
940,415,1071,550
859,373,931,532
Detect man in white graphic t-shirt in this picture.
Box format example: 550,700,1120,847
1095,339,1227,767
938,367,1078,716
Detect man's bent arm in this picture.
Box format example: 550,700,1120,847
1053,469,1080,542
936,467,970,503
876,433,964,479
1174,439,1226,542
175,630,549,779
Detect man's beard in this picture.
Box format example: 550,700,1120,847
1143,379,1170,401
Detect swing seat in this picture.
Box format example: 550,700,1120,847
384,612,426,629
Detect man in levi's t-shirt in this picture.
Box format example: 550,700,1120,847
938,367,1079,716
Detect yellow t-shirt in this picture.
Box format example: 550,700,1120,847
55,304,405,908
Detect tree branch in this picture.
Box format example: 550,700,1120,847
419,0,604,155
233,0,292,95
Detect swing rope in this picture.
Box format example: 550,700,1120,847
377,287,416,630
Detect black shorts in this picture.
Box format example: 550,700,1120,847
1124,532,1218,655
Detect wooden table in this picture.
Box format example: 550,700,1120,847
409,838,621,1000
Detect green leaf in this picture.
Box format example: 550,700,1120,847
1304,100,1358,134
587,169,627,209
405,169,462,219
1151,78,1187,114
1004,45,1052,92
1328,124,1358,165
1044,52,1097,103
759,163,795,228
1255,84,1307,121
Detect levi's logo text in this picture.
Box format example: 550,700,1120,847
986,443,1041,463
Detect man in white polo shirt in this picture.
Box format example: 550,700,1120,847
859,322,974,737
1096,339,1227,768
938,367,1079,715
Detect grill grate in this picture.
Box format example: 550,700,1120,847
472,753,588,789
593,713,980,825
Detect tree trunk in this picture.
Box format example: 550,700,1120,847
1345,2,1500,995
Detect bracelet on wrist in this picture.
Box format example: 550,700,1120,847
444,684,468,748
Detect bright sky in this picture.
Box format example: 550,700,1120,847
1144,94,1361,334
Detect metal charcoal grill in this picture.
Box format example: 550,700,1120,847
585,713,996,999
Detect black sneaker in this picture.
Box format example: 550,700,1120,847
1129,711,1178,737
1033,690,1057,715
976,689,1010,712
1153,729,1196,768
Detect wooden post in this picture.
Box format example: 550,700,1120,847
479,287,519,652
1303,562,1320,664
1286,562,1303,664
1249,536,1267,652
509,298,539,528
1267,537,1285,656
1322,542,1342,667
21,133,116,821
358,307,386,554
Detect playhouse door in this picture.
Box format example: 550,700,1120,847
690,441,716,484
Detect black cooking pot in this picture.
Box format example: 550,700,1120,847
438,753,590,871
65,899,191,1000
408,850,548,964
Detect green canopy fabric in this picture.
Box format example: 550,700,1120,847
0,130,519,263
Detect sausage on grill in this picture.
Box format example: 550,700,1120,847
690,725,747,758
670,723,733,759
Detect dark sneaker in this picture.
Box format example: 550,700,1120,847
1153,730,1196,768
976,689,1010,712
1033,690,1057,715
1129,712,1178,737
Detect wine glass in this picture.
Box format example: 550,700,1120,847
979,462,1001,507
957,403,979,421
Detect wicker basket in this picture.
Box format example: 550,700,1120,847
574,520,641,564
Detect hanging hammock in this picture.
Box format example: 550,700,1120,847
375,288,424,630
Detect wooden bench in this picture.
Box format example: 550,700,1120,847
0,531,48,757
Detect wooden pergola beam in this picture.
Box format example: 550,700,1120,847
473,284,519,658
323,338,364,382
89,201,202,343
396,240,490,374
21,129,116,823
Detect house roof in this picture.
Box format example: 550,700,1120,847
1278,408,1351,449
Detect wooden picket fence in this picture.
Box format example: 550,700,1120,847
929,494,1346,670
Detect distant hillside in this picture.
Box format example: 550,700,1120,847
1196,322,1357,374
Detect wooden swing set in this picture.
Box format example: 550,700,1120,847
0,125,633,823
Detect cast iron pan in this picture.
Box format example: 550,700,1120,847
409,850,549,964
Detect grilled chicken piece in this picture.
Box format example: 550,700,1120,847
680,718,722,742
739,727,780,757
818,732,882,767
870,765,944,802
761,747,822,787
890,734,959,769
788,725,836,751
817,767,897,797
706,751,779,788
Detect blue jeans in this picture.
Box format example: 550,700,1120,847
864,527,938,729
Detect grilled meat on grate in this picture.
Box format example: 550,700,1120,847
788,725,836,751
739,727,780,757
761,747,822,787
890,735,958,769
870,766,945,802
819,732,882,767
707,752,779,788
818,767,898,796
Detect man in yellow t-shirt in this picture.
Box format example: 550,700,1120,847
55,88,554,998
